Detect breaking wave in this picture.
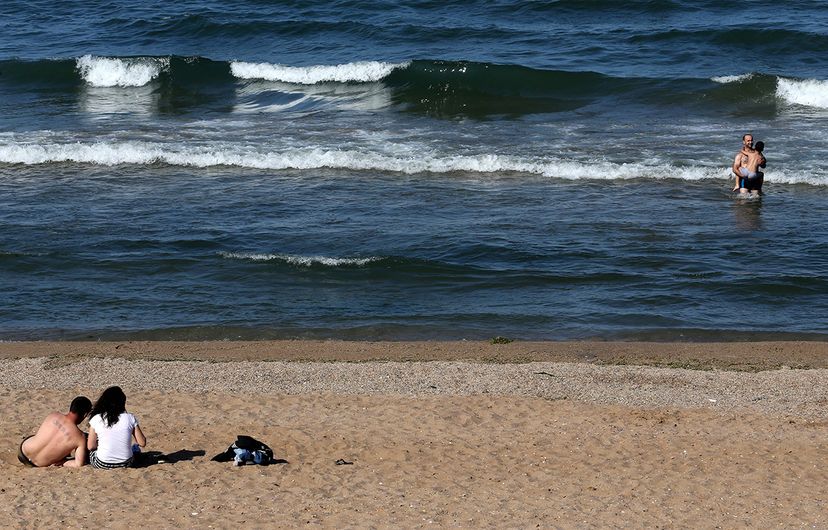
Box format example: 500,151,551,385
76,55,168,87
711,73,753,84
219,252,379,267
2,139,819,184
230,60,408,84
2,56,827,115
776,77,828,108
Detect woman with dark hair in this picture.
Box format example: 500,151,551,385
87,386,146,469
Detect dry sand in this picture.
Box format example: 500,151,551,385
1,341,826,528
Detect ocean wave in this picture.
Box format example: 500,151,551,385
230,60,409,84
530,0,684,12
706,73,828,110
629,27,828,54
139,14,386,40
711,74,753,84
76,55,168,87
776,77,828,109
4,139,808,183
0,140,685,176
5,56,826,117
219,252,379,267
0,250,45,258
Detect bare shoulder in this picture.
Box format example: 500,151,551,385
53,413,84,440
60,415,83,432
68,425,86,442
41,411,63,427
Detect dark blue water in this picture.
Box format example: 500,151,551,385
1,1,827,340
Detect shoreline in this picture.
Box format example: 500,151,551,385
1,339,827,370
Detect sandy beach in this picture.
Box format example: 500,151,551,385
2,341,827,528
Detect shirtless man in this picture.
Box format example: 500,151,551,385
731,133,754,191
732,134,767,195
18,396,92,468
736,141,766,196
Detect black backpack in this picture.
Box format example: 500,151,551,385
211,435,274,465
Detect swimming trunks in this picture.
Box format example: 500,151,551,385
18,436,36,467
744,175,763,191
739,167,757,178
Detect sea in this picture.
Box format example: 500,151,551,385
1,0,827,341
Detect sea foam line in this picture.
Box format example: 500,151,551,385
0,140,819,184
219,252,378,267
76,55,168,87
0,141,655,176
229,60,409,84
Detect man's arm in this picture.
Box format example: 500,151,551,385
63,440,86,468
731,152,744,190
732,152,743,177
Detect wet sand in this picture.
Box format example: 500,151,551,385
2,339,828,368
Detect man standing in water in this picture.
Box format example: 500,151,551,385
732,134,766,195
18,396,92,467
732,133,754,191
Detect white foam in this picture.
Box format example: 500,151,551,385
777,77,828,109
0,141,162,165
76,55,167,87
0,140,823,185
711,74,752,84
230,61,408,84
219,252,378,267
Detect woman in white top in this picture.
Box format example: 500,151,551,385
87,386,146,469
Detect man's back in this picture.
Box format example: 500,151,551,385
21,412,85,467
